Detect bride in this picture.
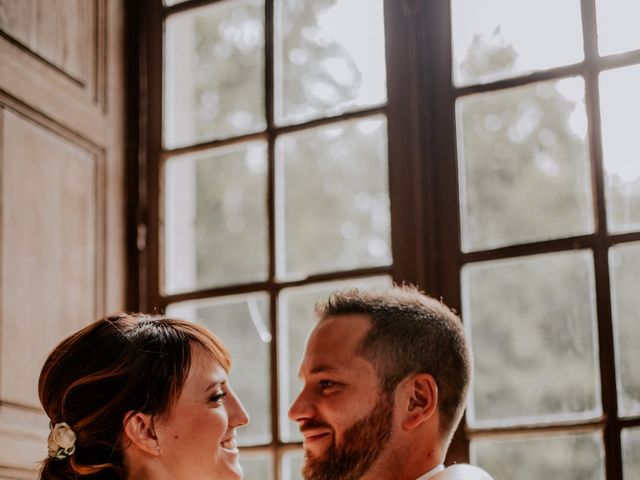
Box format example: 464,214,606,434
39,313,248,480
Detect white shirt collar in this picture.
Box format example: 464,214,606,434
416,463,445,480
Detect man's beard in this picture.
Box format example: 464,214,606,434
301,393,394,480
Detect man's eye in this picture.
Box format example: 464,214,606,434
210,392,227,405
319,380,336,390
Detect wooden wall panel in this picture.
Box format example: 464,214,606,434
0,0,106,143
0,0,96,85
0,0,126,476
102,0,126,315
0,406,47,477
0,108,101,408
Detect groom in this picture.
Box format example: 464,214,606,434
289,285,493,480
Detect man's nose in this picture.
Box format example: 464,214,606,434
288,387,315,423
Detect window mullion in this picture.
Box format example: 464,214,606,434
384,0,431,290
420,0,470,464
580,0,624,476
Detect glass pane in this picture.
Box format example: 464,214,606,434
275,0,386,125
276,115,391,279
282,450,304,480
610,242,640,417
241,451,274,480
457,77,593,252
622,427,640,479
278,276,392,441
596,0,640,56
462,251,601,427
599,66,640,233
451,0,583,86
166,293,271,445
164,142,268,294
471,431,605,480
164,0,266,149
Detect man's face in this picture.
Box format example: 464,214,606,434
288,314,396,480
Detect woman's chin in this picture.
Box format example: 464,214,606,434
220,453,243,479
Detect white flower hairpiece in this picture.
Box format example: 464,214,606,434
47,422,76,460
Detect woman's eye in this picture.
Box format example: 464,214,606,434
210,392,227,405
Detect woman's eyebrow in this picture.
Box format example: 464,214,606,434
204,380,226,393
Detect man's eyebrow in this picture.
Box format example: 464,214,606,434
309,364,340,375
297,364,342,379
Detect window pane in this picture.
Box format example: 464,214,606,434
471,431,605,480
278,276,392,441
451,0,583,86
281,450,304,480
610,242,640,417
599,66,640,233
166,293,271,445
164,0,265,149
276,116,391,279
241,451,274,480
457,78,593,252
596,0,640,56
462,251,601,427
622,427,640,479
274,0,386,125
164,142,268,294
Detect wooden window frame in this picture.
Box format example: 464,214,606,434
133,0,398,476
416,0,640,477
130,0,640,477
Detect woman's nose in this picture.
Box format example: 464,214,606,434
228,389,250,427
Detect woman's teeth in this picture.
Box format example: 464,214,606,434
221,438,236,449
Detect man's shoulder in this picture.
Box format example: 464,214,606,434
431,464,495,480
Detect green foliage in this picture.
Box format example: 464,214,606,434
458,29,592,251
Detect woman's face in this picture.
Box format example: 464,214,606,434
154,345,249,480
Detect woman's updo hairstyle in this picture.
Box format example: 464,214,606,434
38,313,230,479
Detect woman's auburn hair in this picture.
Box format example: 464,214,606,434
38,313,231,480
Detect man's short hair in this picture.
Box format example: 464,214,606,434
315,285,472,441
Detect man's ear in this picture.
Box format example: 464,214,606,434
399,373,438,431
122,411,161,456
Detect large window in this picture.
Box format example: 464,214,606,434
136,1,640,479
138,0,392,477
439,0,640,478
